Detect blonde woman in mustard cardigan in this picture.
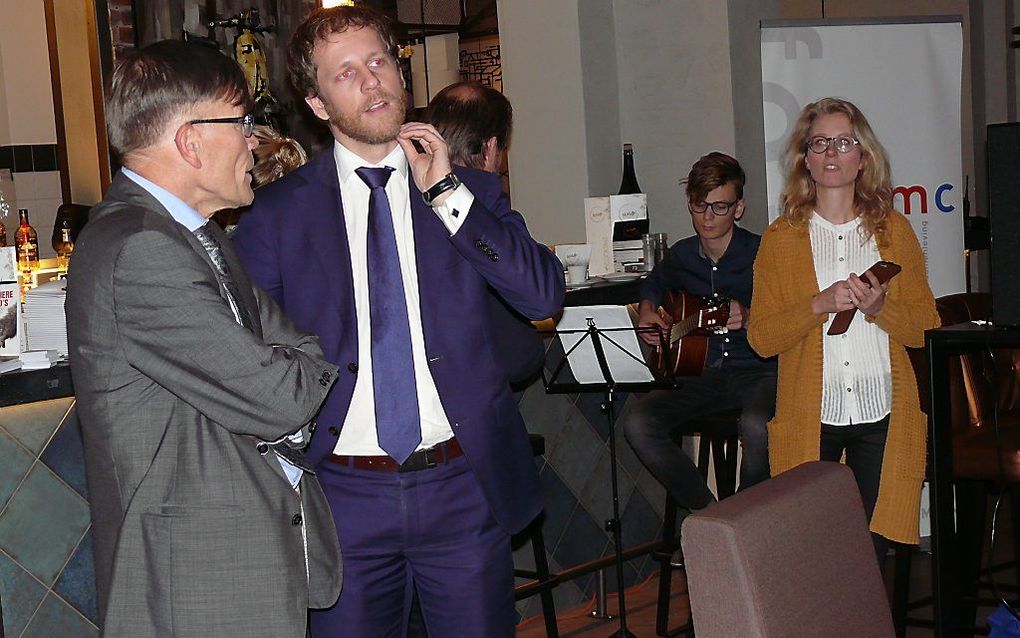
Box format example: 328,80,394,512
747,97,939,562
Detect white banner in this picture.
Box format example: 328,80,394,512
760,20,965,296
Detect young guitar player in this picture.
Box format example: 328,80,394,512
622,152,777,519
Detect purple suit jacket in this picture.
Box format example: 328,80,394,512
233,150,565,533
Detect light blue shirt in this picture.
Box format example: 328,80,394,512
121,168,304,489
122,168,207,231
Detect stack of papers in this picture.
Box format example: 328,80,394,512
0,355,22,374
20,349,60,370
23,281,68,356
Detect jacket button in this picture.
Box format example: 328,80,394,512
291,513,303,526
256,442,269,454
348,362,358,373
328,426,340,436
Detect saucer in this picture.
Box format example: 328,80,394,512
600,272,644,281
566,277,600,289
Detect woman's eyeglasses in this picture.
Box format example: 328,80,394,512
806,135,859,154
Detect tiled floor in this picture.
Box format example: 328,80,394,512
0,399,98,638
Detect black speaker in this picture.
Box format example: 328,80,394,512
987,122,1020,326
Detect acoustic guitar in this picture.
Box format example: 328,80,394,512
651,290,730,378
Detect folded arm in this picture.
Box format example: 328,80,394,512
113,229,337,440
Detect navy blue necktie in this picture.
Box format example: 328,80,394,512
355,166,421,463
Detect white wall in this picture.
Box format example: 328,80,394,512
0,0,56,145
0,42,9,146
498,0,592,244
0,0,61,256
613,0,736,243
499,0,736,245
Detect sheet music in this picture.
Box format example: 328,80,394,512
557,305,655,384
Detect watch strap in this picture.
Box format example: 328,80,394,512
422,173,462,206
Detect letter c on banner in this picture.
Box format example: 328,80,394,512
935,183,955,213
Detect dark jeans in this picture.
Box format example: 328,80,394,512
819,415,891,565
622,366,777,511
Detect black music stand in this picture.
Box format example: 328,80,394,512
543,314,671,638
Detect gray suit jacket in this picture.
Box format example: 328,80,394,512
66,173,342,637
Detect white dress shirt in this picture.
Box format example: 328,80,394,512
810,213,892,426
332,141,475,455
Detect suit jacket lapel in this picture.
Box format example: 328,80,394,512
305,151,356,320
108,173,266,340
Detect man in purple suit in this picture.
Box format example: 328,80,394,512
232,6,564,637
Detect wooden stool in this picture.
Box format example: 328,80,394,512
513,433,559,637
654,410,741,637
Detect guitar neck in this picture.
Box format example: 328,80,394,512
669,312,701,344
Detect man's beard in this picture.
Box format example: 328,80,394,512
326,89,408,145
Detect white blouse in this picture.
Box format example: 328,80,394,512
809,213,892,426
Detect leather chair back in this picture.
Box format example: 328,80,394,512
682,461,894,638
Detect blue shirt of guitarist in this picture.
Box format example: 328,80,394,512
640,226,775,370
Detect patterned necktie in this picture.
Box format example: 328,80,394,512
192,222,314,474
192,223,254,330
355,166,421,464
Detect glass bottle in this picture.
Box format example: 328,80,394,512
15,208,39,273
618,143,642,194
54,218,74,270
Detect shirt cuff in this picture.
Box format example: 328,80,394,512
431,183,474,235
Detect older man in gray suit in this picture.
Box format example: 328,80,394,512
66,40,342,637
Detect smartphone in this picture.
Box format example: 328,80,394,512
826,260,901,336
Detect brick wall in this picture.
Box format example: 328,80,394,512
107,0,135,58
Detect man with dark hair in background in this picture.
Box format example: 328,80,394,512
66,40,342,637
622,152,777,526
424,81,512,175
424,81,544,387
233,6,564,637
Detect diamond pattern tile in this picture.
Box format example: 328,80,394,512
0,464,90,584
0,398,71,455
0,427,33,512
0,549,48,637
21,592,98,637
40,408,89,499
54,529,98,624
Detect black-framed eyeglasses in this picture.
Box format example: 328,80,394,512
689,200,737,216
807,135,859,154
187,113,255,138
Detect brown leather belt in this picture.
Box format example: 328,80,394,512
327,438,463,473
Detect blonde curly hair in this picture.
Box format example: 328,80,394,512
779,97,892,245
251,125,308,187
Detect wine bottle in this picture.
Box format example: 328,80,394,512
618,143,641,194
613,144,648,245
15,208,39,272
0,217,6,247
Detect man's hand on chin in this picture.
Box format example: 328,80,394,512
398,123,454,203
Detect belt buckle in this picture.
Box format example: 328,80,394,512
422,446,438,469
